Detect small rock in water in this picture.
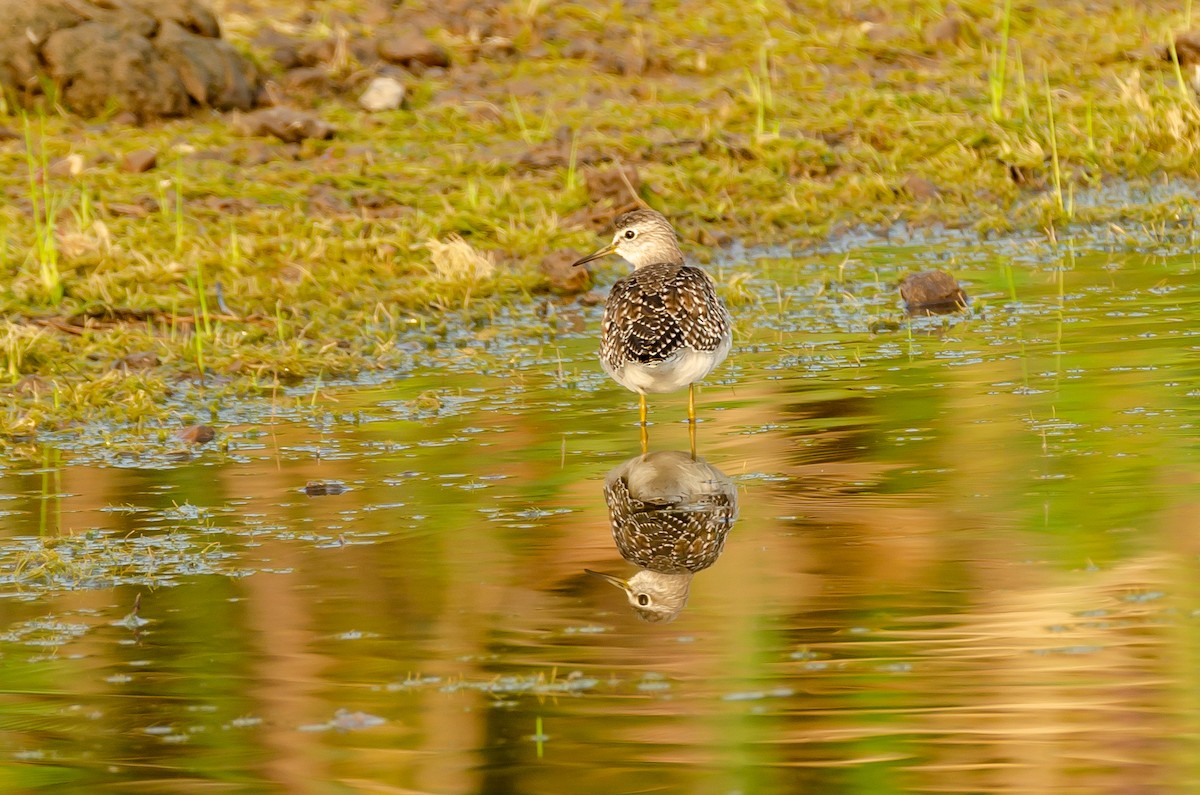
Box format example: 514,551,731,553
120,149,157,173
231,107,334,143
358,76,406,111
305,480,349,496
899,269,967,314
177,425,216,445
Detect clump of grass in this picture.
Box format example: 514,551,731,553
1,323,44,383
426,236,497,281
11,544,90,585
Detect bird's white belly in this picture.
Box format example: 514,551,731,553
603,334,731,395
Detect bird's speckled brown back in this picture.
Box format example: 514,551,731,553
600,263,730,371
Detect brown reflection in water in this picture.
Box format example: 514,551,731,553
240,549,328,791
889,556,1180,794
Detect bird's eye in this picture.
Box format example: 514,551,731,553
637,594,650,606
623,229,637,240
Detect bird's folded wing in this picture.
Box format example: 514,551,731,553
601,265,726,368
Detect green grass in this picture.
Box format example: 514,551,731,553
1,0,1199,432
21,114,65,305
989,0,1014,121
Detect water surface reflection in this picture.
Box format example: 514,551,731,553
0,240,1197,793
588,449,738,622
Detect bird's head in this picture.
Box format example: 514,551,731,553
571,209,683,270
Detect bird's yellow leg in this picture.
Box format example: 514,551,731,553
639,393,648,454
688,413,697,459
688,384,696,424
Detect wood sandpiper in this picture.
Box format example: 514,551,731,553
572,209,732,443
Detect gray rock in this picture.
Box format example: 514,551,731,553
231,106,334,143
376,30,450,68
281,66,332,95
0,0,84,45
154,20,258,110
253,27,302,70
42,22,191,119
0,33,40,93
89,5,158,38
123,0,220,38
0,0,259,121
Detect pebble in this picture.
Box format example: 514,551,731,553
120,149,157,173
176,425,216,445
305,480,349,496
230,106,334,143
899,269,967,313
358,76,406,111
376,31,450,68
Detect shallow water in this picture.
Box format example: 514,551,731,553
1,234,1198,794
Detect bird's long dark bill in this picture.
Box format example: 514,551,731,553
571,242,618,267
584,568,628,590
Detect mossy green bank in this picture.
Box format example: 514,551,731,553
2,0,1198,434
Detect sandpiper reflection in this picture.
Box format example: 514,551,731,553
587,450,738,623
